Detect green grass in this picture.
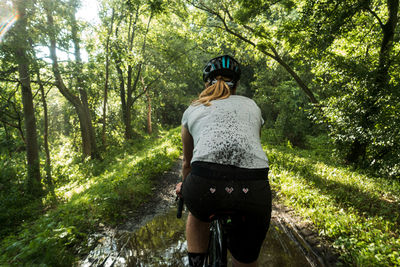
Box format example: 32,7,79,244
0,127,182,266
263,133,400,266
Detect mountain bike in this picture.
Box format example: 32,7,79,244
177,197,232,267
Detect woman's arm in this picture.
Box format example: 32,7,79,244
181,125,194,180
176,126,194,196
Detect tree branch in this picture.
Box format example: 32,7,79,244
0,67,18,76
365,7,384,30
0,78,19,83
0,116,19,129
192,1,277,58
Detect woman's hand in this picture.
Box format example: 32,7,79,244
175,182,183,197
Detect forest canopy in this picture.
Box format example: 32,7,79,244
0,0,399,194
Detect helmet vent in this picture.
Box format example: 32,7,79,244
202,55,241,84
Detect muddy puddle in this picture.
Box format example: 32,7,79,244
81,205,320,267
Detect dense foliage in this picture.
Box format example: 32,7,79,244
264,133,400,266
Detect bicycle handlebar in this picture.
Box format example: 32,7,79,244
176,197,184,219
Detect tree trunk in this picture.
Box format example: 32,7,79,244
126,64,134,138
141,77,152,134
38,73,52,187
113,14,132,140
102,8,115,147
29,36,53,188
75,102,92,156
115,56,133,139
121,7,141,140
79,88,98,158
70,3,99,159
375,0,399,89
147,93,152,134
113,6,149,140
2,123,12,157
12,0,42,197
45,0,98,158
346,139,367,164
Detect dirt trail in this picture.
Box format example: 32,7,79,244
81,158,340,266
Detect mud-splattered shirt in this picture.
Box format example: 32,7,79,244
182,95,269,169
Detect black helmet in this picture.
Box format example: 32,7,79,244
202,55,241,84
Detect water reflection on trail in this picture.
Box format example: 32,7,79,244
115,209,188,266
97,208,313,267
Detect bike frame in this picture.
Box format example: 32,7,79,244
205,218,228,267
177,198,231,267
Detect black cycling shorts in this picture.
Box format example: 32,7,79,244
182,161,272,263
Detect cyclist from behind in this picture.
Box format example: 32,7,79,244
176,55,272,267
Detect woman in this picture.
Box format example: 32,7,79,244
176,55,272,267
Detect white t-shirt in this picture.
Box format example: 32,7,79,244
181,95,269,169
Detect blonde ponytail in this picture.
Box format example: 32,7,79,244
193,76,233,106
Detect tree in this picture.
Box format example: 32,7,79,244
31,50,53,189
43,0,99,159
101,7,115,146
11,0,42,196
107,0,159,139
296,0,400,173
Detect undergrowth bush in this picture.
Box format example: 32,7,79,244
0,155,43,237
0,127,181,266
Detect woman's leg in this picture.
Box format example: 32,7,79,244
186,212,210,266
186,212,210,252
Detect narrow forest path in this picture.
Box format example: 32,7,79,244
79,158,339,266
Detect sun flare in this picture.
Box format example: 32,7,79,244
0,3,18,42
